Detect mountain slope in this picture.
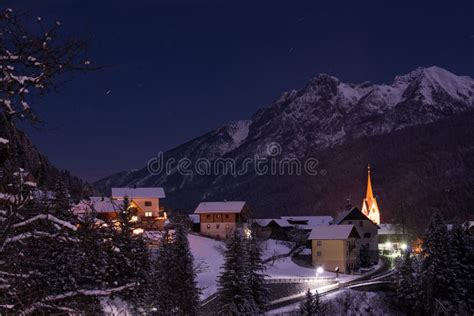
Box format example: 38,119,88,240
0,114,93,199
95,66,474,228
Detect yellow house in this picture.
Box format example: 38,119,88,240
194,201,248,239
308,225,360,274
73,187,168,230
112,187,167,230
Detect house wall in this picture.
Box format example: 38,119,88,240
311,238,357,273
200,213,238,223
340,219,379,263
200,222,237,239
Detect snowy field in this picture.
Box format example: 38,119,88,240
188,234,354,299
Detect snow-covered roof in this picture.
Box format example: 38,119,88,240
280,216,333,228
194,201,246,214
111,187,165,199
308,225,360,240
378,223,401,235
72,197,122,214
189,214,200,223
254,218,273,226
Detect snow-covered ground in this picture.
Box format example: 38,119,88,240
189,235,295,299
188,234,355,299
188,234,226,299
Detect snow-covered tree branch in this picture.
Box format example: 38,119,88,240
0,8,95,121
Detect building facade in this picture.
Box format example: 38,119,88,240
308,225,360,273
334,207,379,264
73,187,168,230
194,201,248,239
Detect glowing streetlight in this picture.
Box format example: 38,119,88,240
385,241,392,249
401,243,407,251
316,266,324,276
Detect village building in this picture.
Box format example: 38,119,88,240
378,223,405,253
194,201,249,239
252,218,294,240
73,187,168,230
308,224,360,273
334,207,379,264
361,165,381,225
253,216,334,240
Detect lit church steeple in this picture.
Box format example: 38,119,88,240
361,164,381,224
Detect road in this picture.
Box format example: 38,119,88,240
265,262,395,314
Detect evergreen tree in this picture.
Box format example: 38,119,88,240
395,251,423,314
299,289,325,315
172,223,201,315
217,232,257,315
449,223,474,314
112,196,150,310
421,212,457,314
148,229,177,314
246,233,269,313
50,178,74,220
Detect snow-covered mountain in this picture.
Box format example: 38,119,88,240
95,66,474,227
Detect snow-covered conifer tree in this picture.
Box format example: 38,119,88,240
449,223,474,314
217,231,257,314
246,232,269,313
421,211,457,314
395,251,423,314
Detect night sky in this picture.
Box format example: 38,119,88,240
4,0,473,181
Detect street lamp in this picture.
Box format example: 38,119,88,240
401,243,407,251
316,266,324,276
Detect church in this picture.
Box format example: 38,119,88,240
361,165,381,225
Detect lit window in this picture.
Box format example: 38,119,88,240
216,214,221,219
145,212,153,217
317,251,322,257
145,201,152,207
207,224,211,229
317,240,322,246
225,224,230,229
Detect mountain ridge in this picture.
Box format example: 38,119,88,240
94,66,474,228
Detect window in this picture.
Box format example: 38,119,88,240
206,214,211,219
317,251,322,257
348,221,352,224
207,224,211,229
225,214,229,219
145,212,153,217
359,221,363,227
364,233,371,238
317,240,322,246
225,224,230,229
216,214,221,219
216,224,220,229
144,201,152,207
